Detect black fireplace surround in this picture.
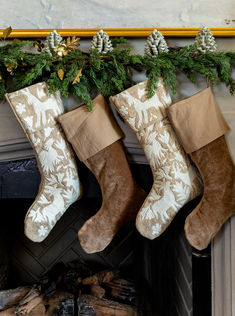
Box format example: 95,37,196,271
0,157,211,316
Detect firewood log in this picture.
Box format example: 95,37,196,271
0,307,15,316
0,303,46,316
77,295,138,316
17,295,44,315
43,290,74,316
104,279,136,305
14,285,45,316
82,270,116,286
0,286,31,311
18,285,41,306
90,285,105,299
18,302,46,316
0,286,46,316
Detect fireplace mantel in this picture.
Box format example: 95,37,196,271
0,70,234,316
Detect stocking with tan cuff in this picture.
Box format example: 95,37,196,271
167,87,235,250
58,94,146,254
110,79,203,240
6,83,82,242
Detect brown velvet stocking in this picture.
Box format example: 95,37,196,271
184,136,235,250
166,87,234,250
58,94,146,254
78,140,146,253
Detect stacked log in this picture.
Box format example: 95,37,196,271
77,295,137,316
0,262,138,315
0,286,31,310
0,285,45,316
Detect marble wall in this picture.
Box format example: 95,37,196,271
0,0,234,28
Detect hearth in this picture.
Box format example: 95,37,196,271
0,157,211,315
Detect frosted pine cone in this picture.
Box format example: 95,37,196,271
144,29,169,57
90,30,113,55
44,30,63,56
195,27,217,53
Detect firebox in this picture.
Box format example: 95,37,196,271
0,156,211,316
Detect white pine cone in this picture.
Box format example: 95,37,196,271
195,27,217,53
44,30,63,56
90,30,113,55
144,29,169,57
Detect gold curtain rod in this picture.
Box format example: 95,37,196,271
0,28,235,38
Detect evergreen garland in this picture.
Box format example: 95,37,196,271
0,35,234,110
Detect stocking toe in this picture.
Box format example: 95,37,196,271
78,221,110,254
24,217,49,243
184,213,210,250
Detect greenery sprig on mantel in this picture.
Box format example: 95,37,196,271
0,30,234,110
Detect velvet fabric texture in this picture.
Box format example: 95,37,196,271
185,136,235,250
167,88,235,250
58,94,146,253
79,140,146,253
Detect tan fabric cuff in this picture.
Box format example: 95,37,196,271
58,94,124,161
166,87,230,153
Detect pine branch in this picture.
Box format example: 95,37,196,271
0,39,234,105
111,37,129,48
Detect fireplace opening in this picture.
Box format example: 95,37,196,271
0,159,211,315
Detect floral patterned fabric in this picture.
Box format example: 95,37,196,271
110,79,203,240
6,82,82,242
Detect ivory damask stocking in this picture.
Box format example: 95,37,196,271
110,79,203,240
6,82,82,242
